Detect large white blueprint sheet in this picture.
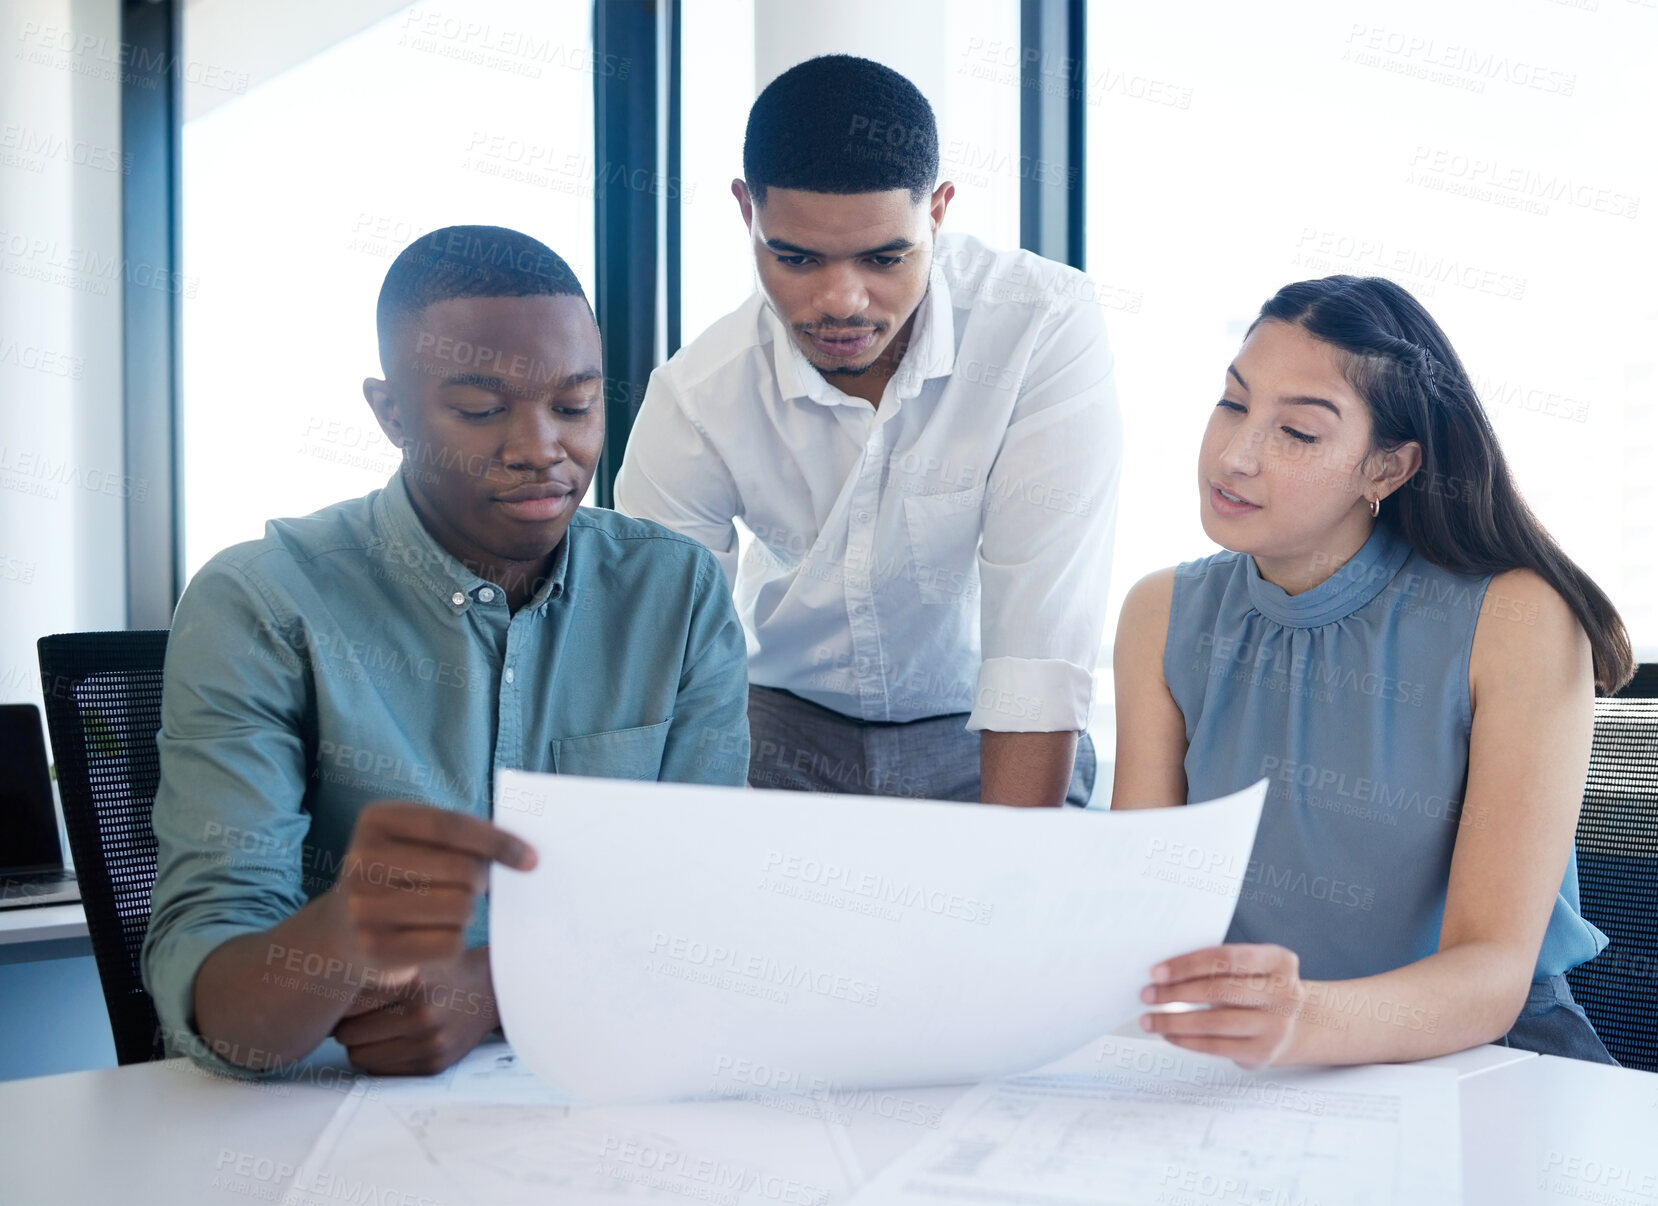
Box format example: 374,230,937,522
489,773,1268,1103
280,1041,863,1206
279,1035,1463,1206
853,1034,1463,1205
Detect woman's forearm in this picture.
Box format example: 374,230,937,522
1285,941,1533,1065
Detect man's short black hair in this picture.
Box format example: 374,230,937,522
376,225,589,373
743,55,938,206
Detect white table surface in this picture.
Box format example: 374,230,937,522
1461,1052,1658,1203
0,902,89,946
2,1041,1652,1205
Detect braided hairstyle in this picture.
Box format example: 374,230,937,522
1252,275,1633,693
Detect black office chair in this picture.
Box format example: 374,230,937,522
1565,664,1658,1072
37,631,170,1065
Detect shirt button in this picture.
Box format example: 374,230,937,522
479,587,496,603
504,667,515,684
450,591,465,606
856,510,870,523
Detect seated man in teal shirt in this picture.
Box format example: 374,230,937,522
142,226,749,1077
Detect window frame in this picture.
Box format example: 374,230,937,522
127,0,1083,608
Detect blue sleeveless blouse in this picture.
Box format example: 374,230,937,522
1164,522,1605,982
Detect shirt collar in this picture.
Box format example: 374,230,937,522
765,254,957,407
372,470,569,616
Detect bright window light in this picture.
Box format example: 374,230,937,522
181,1,596,577
1086,0,1657,657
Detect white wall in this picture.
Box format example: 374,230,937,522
754,0,949,104
0,0,127,711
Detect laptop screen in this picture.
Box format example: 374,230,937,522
0,704,64,875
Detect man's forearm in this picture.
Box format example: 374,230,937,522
979,730,1079,807
189,800,534,1073
190,888,381,1071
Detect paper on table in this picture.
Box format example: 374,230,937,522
281,1069,861,1206
489,772,1267,1104
366,1038,578,1106
848,1034,1462,1206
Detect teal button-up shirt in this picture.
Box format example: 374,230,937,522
141,473,749,1064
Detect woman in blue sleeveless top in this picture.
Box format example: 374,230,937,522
1114,275,1634,1068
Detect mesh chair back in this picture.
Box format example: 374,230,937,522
37,631,170,1065
1565,668,1658,1072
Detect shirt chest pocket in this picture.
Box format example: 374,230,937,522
902,488,983,605
549,718,672,780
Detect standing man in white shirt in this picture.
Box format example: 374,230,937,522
616,55,1121,807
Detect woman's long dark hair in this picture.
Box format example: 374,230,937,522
1253,275,1634,693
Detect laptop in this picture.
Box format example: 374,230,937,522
0,703,82,909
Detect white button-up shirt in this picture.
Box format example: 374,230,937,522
615,232,1122,732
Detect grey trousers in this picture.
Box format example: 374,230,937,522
1501,974,1618,1064
747,685,1096,806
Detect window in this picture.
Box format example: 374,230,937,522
677,0,755,346
180,0,596,576
934,0,1023,255
1085,0,1658,653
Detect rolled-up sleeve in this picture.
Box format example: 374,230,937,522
140,558,313,1074
659,550,751,785
969,296,1122,733
615,369,744,586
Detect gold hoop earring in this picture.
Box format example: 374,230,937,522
1368,496,1381,518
